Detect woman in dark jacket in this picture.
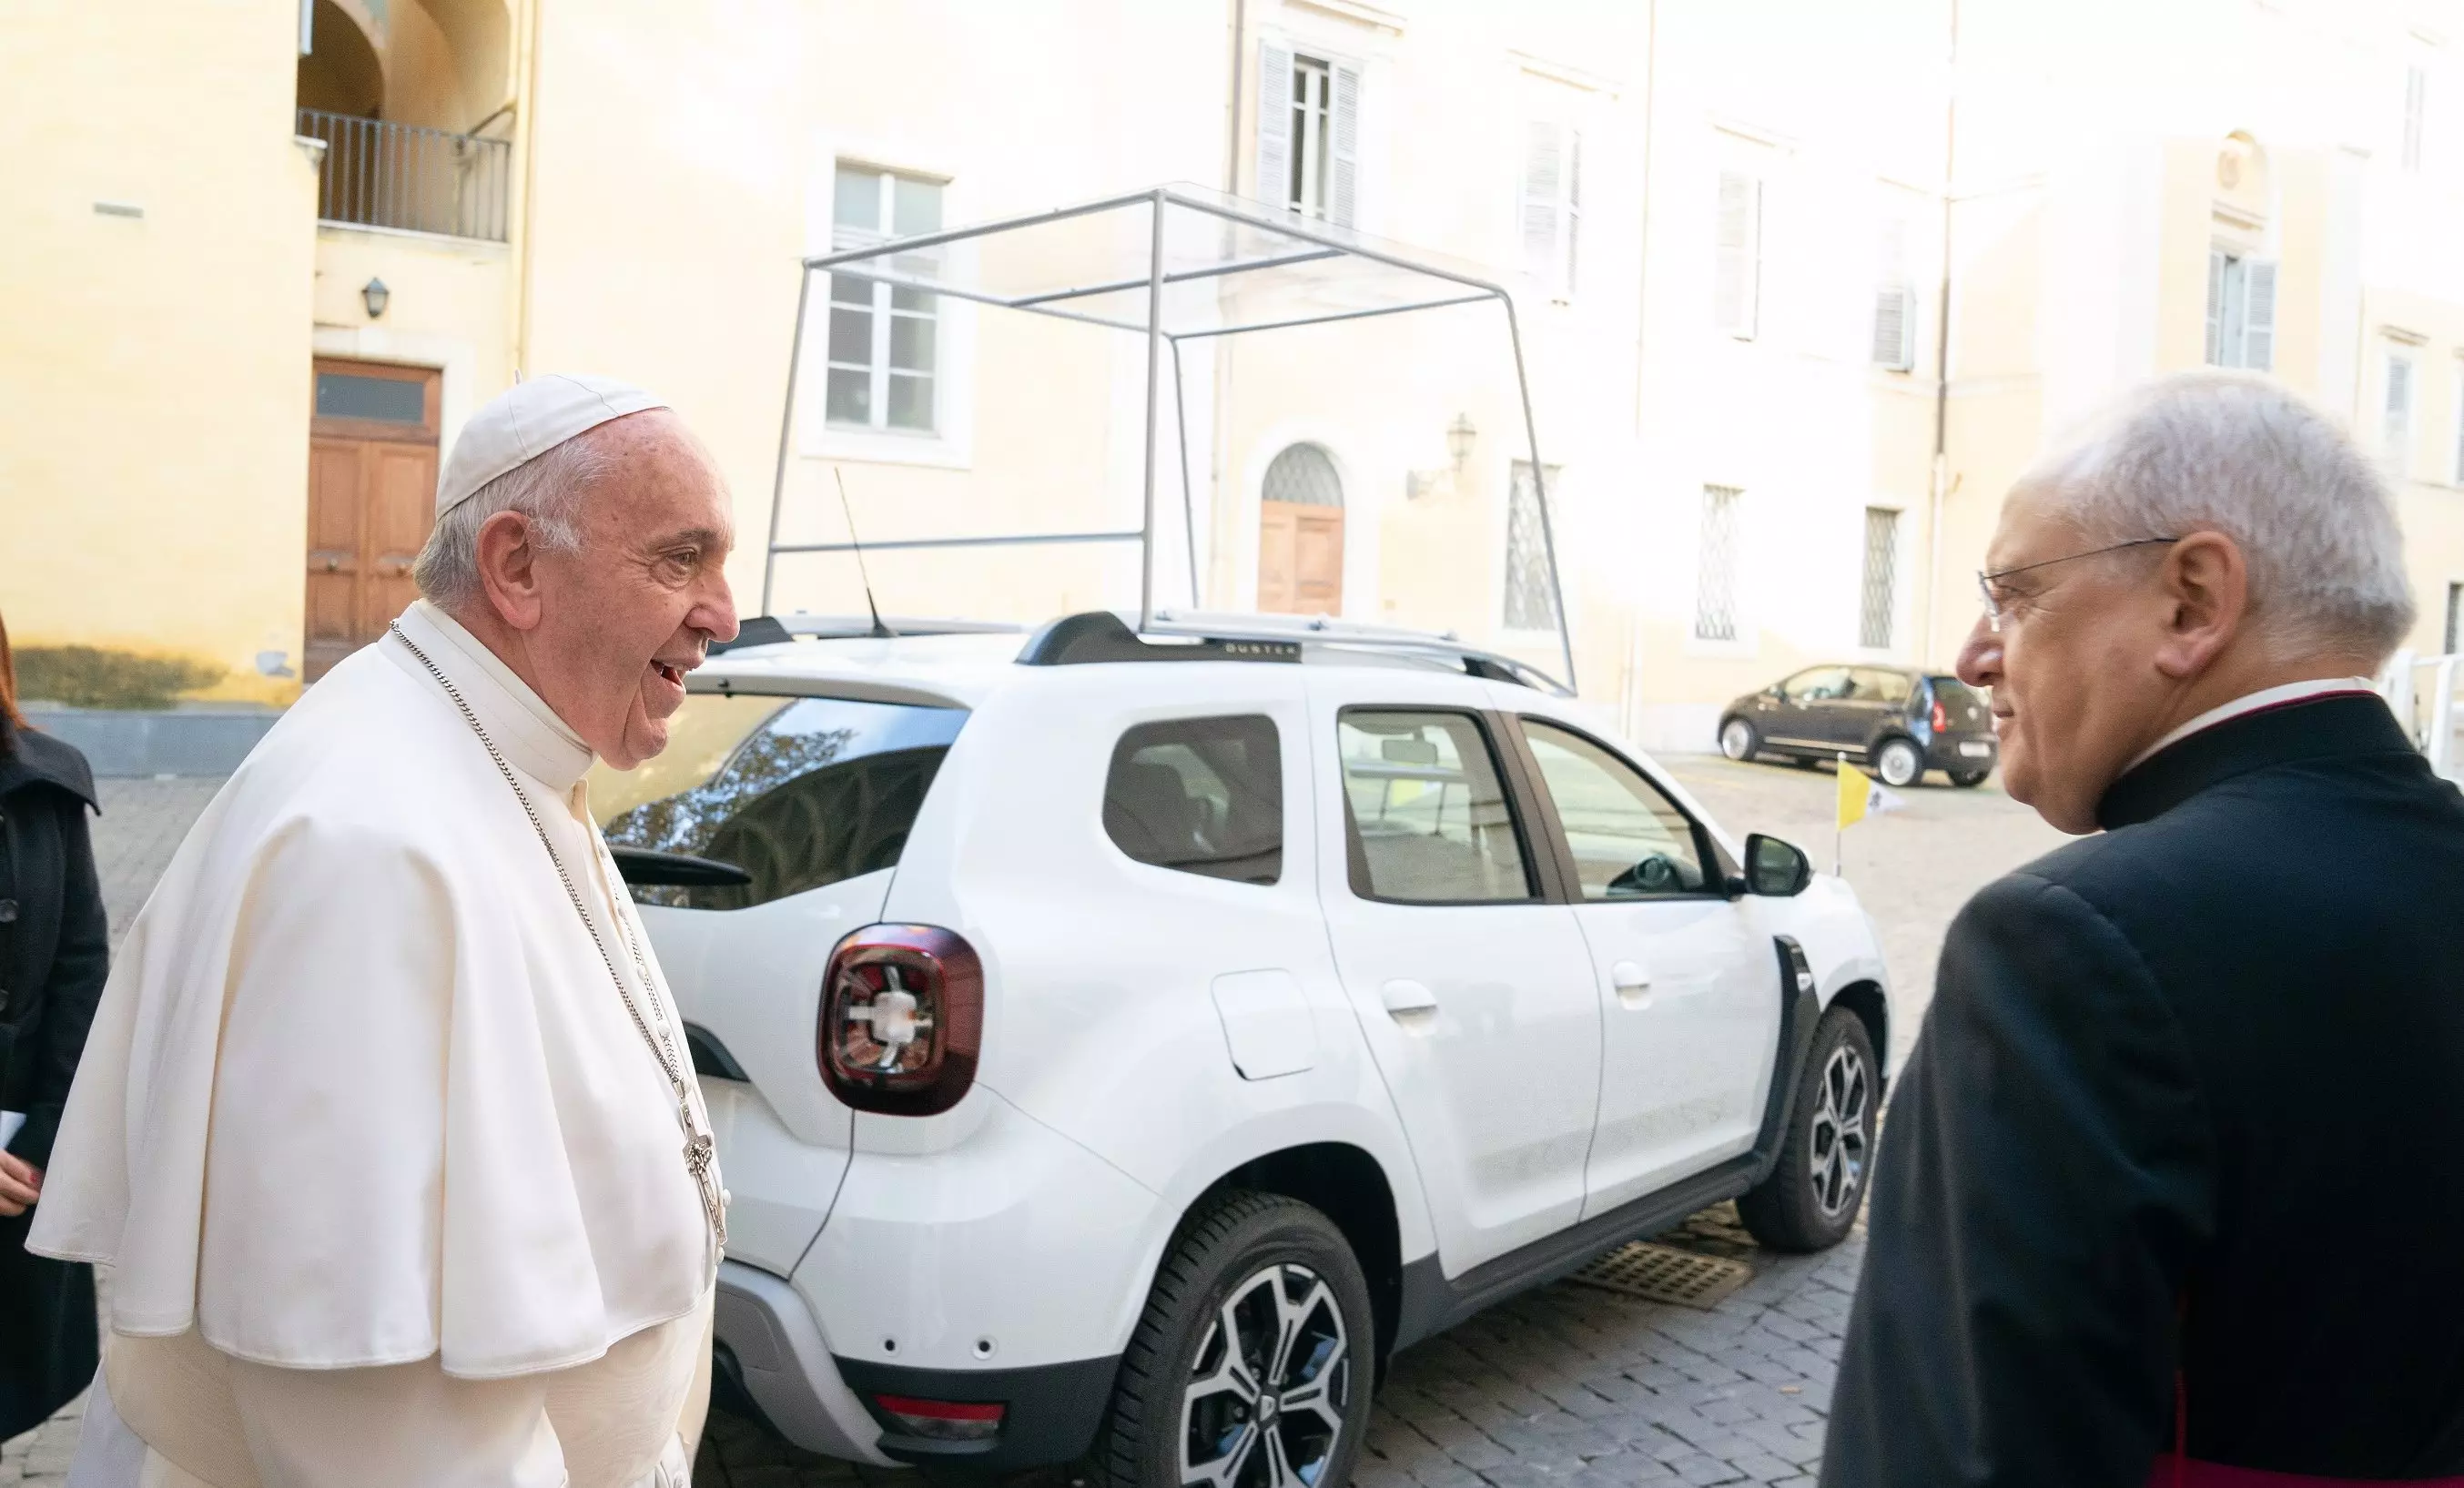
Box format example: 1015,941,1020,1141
0,611,107,1442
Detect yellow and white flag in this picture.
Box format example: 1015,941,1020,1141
1836,760,1907,830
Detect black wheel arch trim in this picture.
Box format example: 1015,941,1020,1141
1389,934,1823,1351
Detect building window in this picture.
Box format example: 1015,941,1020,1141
2386,350,2418,477
1859,507,1901,650
1256,43,1359,225
2205,249,2276,371
1521,119,1582,296
1714,172,1762,339
827,164,943,433
1503,461,1564,631
2405,64,2429,173
2446,581,2462,656
1872,215,1917,371
1693,484,1743,642
2453,362,2464,484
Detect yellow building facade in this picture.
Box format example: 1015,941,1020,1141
6,0,2460,744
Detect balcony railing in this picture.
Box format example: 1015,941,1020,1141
299,108,511,242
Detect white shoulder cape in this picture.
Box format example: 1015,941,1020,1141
29,617,713,1378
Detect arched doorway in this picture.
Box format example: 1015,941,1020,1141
1258,443,1344,614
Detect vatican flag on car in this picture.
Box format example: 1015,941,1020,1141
1835,757,1906,830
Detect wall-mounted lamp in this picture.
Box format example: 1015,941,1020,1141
361,277,390,319
1445,413,1476,471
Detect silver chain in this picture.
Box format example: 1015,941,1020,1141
390,623,725,1250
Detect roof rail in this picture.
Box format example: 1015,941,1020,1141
708,613,1026,654
1017,611,1569,694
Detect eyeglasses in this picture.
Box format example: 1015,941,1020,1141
1976,536,2180,632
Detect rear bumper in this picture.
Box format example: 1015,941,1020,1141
714,1260,897,1465
1925,734,1998,771
835,1354,1122,1469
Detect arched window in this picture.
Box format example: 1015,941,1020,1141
1262,443,1344,508
1259,443,1344,614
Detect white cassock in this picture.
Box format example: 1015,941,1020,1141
27,599,723,1488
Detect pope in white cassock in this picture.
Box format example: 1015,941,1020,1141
28,375,741,1487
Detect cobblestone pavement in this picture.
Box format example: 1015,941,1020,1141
5,760,2066,1487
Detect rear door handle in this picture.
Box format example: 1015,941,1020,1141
1380,978,1438,1014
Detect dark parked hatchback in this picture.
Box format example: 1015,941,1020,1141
1718,665,1996,787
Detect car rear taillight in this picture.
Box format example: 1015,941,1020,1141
873,1394,1005,1443
1930,699,1949,733
819,925,983,1116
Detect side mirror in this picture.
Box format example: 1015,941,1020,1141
1741,834,1812,896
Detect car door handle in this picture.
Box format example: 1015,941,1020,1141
1611,960,1653,1010
1380,979,1439,1014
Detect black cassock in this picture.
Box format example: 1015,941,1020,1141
0,724,106,1442
1824,693,2464,1486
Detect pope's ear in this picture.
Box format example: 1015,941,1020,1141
473,510,548,631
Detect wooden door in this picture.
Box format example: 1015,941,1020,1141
306,359,440,681
1258,502,1344,615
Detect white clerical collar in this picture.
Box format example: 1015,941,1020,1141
391,600,596,791
2125,674,2378,773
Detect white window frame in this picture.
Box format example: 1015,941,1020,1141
2205,248,2276,372
798,149,975,471
2453,359,2464,486
2404,62,2429,174
1256,39,1362,226
2386,347,2418,478
825,165,943,437
1714,170,1762,341
1519,116,1582,299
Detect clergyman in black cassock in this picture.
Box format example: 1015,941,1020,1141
1822,373,2464,1486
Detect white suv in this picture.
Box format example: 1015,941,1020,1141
590,610,1891,1488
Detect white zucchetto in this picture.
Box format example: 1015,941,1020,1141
435,373,667,518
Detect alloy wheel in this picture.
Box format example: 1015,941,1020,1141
1808,1045,1871,1220
1720,720,1756,760
1877,741,1922,788
1181,1263,1351,1488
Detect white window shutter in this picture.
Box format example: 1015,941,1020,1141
1521,121,1561,282
2388,356,2415,474
1872,288,1912,369
2205,248,2226,366
1329,61,1362,227
1566,128,1582,294
1256,42,1294,209
2244,259,2276,372
1715,172,1759,338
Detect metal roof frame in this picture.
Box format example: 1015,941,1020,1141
757,183,1576,689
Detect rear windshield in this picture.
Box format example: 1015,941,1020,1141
591,693,967,909
1929,678,1990,714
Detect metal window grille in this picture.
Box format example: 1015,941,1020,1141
1860,507,1901,650
298,109,511,241
1263,443,1344,506
1693,485,1742,642
1504,461,1561,631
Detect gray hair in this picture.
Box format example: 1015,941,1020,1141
2018,370,2415,663
411,430,612,613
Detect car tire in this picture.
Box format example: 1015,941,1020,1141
1790,755,1820,770
1737,1007,1878,1253
1719,718,1760,762
1086,1190,1375,1488
1948,767,1991,788
1873,737,1924,788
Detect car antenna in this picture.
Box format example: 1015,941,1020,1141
835,466,895,639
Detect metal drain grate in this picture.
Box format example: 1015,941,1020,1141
1566,1242,1753,1310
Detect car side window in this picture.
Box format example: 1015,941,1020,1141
1104,714,1283,885
1338,711,1536,904
1518,720,1710,898
1851,668,1911,704
1784,666,1851,704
